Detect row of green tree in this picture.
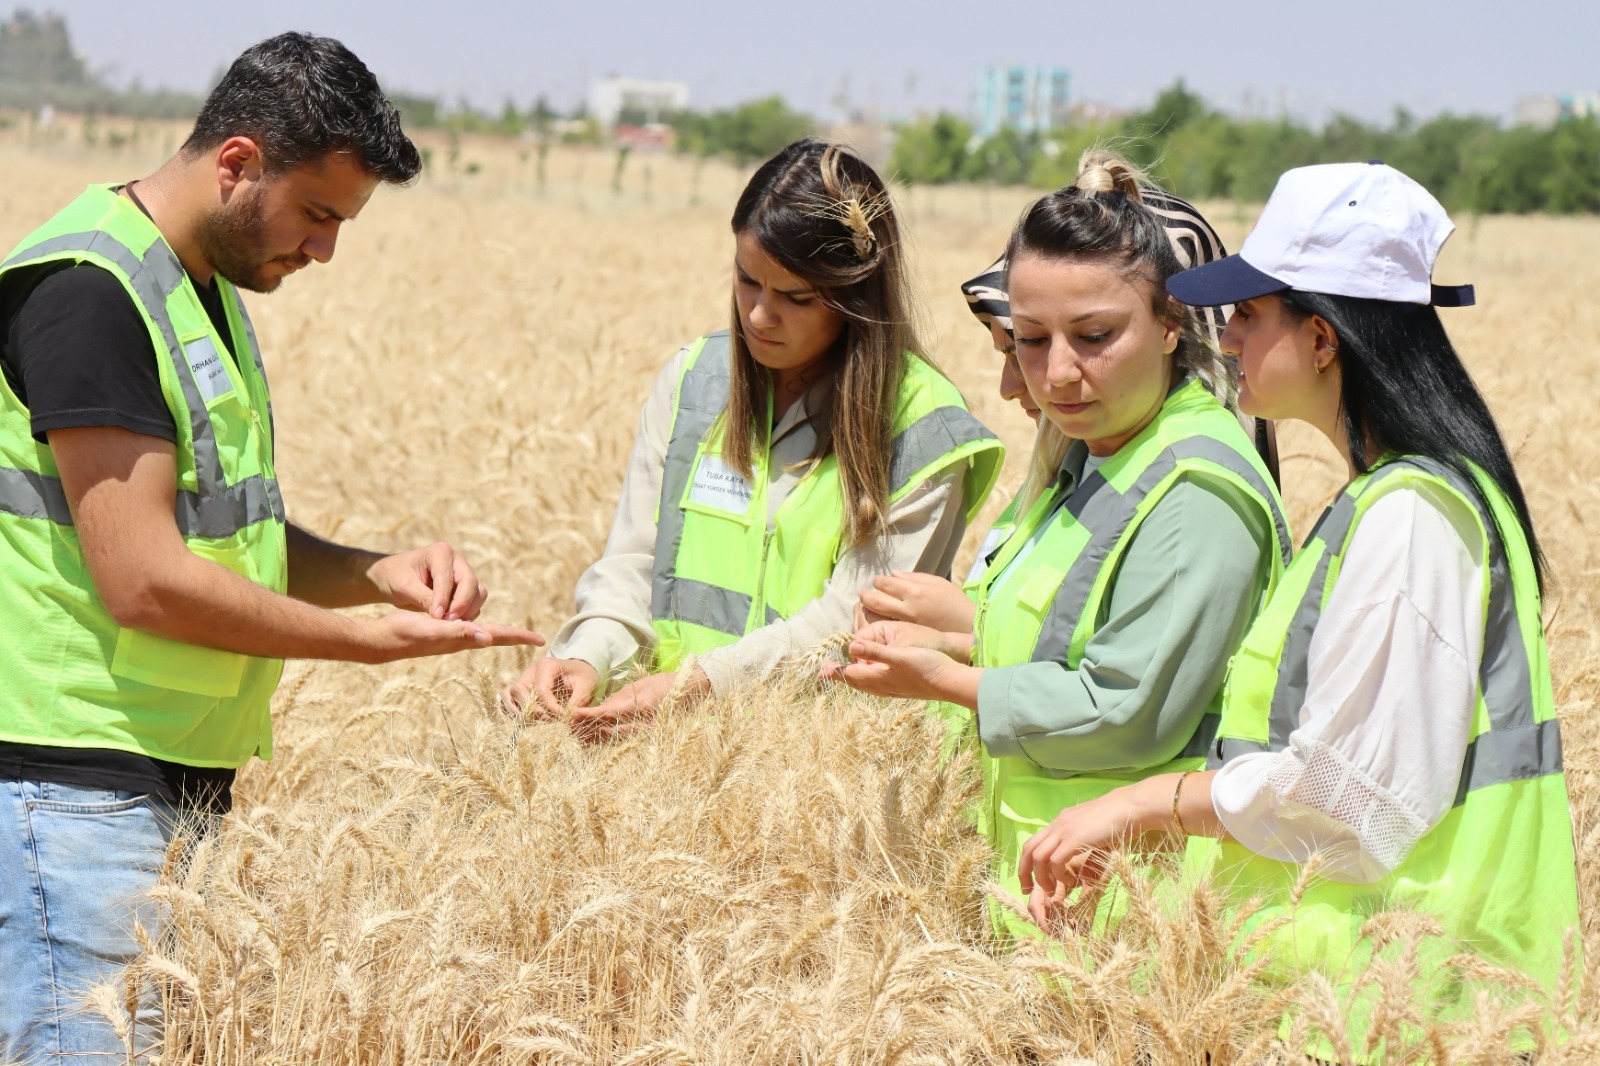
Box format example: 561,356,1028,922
0,10,201,118
7,7,1591,212
891,82,1600,215
394,92,816,167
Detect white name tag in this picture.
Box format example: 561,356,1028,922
183,336,233,404
688,454,755,515
965,524,1010,584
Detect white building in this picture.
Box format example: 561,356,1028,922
587,77,690,127
1515,92,1600,129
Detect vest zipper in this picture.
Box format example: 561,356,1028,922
749,386,776,631
972,596,991,669
750,526,775,631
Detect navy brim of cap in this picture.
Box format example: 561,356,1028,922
1167,254,1287,307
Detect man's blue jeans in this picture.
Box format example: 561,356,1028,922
0,780,178,1065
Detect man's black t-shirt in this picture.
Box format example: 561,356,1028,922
0,255,242,813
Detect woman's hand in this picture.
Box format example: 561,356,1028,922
855,571,976,634
820,621,979,706
567,665,712,743
1017,774,1183,928
500,657,600,718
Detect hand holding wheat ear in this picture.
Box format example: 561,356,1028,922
568,665,712,742
500,656,600,718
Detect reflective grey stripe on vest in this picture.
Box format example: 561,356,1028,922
0,465,73,523
1454,717,1562,807
664,577,755,640
1178,711,1222,761
1,232,283,537
652,333,738,634
231,293,276,450
0,464,283,538
1029,433,1291,667
889,404,995,496
1213,458,1556,803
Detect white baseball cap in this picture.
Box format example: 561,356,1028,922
1167,161,1474,309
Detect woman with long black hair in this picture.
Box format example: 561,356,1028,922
1018,161,1580,1050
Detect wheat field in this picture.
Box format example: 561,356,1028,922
5,124,1600,1064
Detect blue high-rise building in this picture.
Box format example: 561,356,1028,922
972,65,1072,139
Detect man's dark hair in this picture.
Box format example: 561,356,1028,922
183,32,421,184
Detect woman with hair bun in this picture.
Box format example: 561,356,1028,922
825,150,1291,929
856,168,1255,634
1018,161,1579,1052
503,139,1004,738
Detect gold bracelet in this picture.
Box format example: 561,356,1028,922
1172,771,1194,837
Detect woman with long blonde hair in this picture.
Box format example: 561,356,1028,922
825,150,1291,932
503,138,1003,736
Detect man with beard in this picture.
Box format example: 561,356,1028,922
0,32,540,1063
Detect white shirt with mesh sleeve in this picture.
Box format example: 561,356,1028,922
547,345,970,693
1209,481,1487,883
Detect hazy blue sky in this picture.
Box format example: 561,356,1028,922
34,0,1599,125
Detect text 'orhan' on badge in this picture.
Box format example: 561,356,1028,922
184,335,233,404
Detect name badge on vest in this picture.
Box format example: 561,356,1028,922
184,335,233,404
688,454,755,515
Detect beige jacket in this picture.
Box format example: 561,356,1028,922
548,345,970,693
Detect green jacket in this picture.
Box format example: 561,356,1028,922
973,378,1290,928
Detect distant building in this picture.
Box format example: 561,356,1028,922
972,65,1071,139
587,77,690,128
1515,92,1600,129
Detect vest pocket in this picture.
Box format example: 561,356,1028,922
111,627,246,698
1015,564,1065,615
779,526,840,609
1217,642,1278,745
108,536,258,699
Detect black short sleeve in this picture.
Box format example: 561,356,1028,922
1,263,177,444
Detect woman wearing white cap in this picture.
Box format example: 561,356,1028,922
1018,161,1580,1039
824,150,1292,934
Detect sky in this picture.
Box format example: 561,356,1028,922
32,0,1600,127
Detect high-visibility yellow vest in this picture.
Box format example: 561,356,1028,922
0,185,287,767
649,331,1004,671
925,495,1024,755
972,378,1291,926
1194,456,1579,1053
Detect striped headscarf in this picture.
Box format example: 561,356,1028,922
962,187,1230,344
